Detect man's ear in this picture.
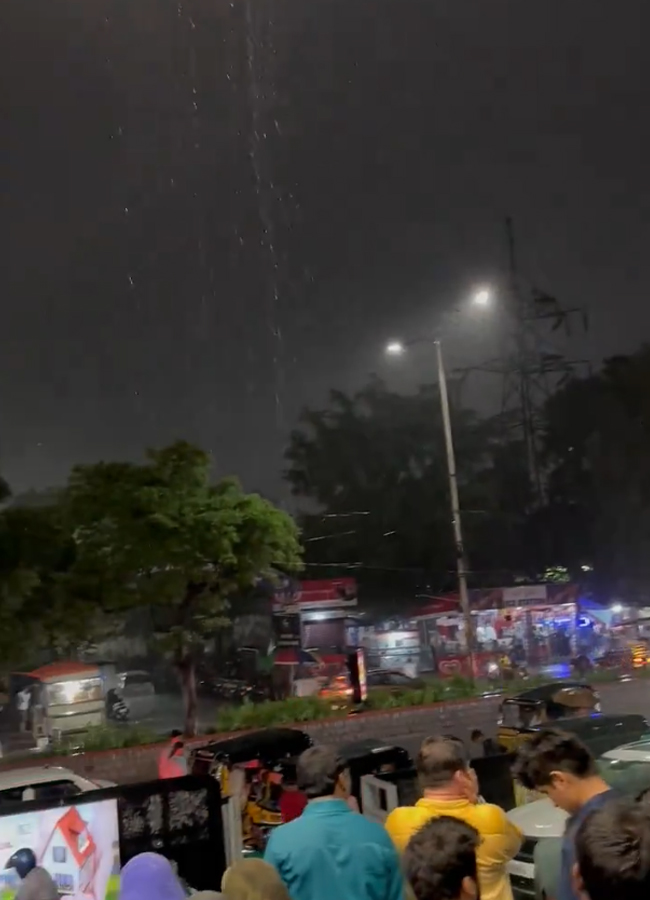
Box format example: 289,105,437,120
571,862,586,899
460,875,478,900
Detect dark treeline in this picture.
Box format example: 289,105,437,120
285,344,650,604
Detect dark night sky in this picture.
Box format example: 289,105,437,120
2,0,650,500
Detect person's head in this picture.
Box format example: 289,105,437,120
573,799,650,900
470,730,484,744
169,729,184,757
279,759,298,788
404,816,480,900
512,728,599,814
119,852,186,900
5,848,36,881
296,745,350,800
221,859,290,900
416,737,474,798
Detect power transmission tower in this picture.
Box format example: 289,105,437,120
459,218,590,507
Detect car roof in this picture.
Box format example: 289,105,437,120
0,766,84,789
602,738,650,761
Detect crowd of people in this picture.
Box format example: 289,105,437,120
133,728,650,900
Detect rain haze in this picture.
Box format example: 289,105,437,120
2,0,649,500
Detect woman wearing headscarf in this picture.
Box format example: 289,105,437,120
221,859,290,900
119,852,186,900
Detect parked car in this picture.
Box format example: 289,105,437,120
320,668,425,704
0,765,114,810
507,737,650,899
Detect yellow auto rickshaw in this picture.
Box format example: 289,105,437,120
190,727,313,852
497,681,600,753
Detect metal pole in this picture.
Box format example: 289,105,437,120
435,340,475,675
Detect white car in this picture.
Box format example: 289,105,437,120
506,738,650,899
0,765,114,809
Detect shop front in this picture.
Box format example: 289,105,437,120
414,584,581,677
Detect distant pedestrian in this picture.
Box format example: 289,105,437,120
279,762,308,823
470,730,502,757
265,745,403,900
158,730,188,779
16,688,30,732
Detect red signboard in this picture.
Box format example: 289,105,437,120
273,578,357,613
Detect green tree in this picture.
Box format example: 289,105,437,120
541,345,650,595
0,502,77,670
285,377,531,587
63,441,302,734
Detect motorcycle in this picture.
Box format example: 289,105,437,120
106,689,130,722
486,657,529,683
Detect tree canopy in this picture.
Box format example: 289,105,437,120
0,442,302,733
540,345,650,596
286,346,650,601
285,377,532,591
62,441,302,732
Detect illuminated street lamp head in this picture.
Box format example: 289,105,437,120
386,340,405,356
473,287,492,306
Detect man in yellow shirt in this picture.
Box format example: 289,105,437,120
385,737,522,900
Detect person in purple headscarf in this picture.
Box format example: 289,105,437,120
119,853,187,900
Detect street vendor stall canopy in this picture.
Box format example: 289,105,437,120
26,662,99,679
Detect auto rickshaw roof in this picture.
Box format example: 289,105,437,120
194,727,312,764
23,662,100,681
503,680,594,705
338,738,407,761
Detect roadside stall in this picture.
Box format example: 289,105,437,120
414,584,581,676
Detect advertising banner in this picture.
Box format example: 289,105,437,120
272,613,301,648
272,578,358,613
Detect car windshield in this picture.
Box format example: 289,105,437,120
597,757,650,796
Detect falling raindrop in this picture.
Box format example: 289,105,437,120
244,0,288,429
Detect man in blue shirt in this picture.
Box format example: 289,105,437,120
513,729,617,900
264,744,404,900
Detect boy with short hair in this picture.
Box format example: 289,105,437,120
513,728,616,900
404,816,480,900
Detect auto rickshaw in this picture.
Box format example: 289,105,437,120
497,681,600,752
338,739,413,811
190,727,312,852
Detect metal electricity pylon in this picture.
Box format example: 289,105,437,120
458,217,590,508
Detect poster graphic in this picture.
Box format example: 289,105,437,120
0,799,120,900
272,614,301,648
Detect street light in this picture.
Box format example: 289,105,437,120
473,287,492,306
384,288,494,674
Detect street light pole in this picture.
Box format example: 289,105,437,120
434,339,475,674
385,286,492,676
